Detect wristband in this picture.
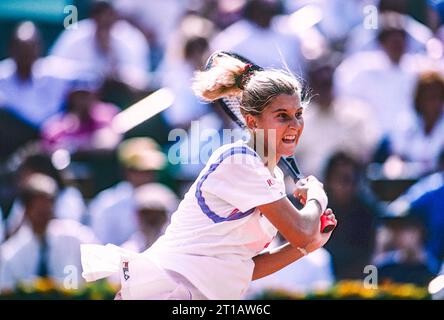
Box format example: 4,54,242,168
307,188,328,213
307,198,323,214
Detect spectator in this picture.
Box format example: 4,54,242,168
5,152,86,238
89,137,176,245
122,183,178,253
114,0,187,69
0,173,97,292
41,77,121,153
335,12,443,136
345,1,435,55
385,71,444,175
50,0,150,91
283,0,366,45
159,19,213,130
296,55,380,177
203,0,245,30
0,21,75,158
322,152,380,280
373,216,437,286
211,0,305,75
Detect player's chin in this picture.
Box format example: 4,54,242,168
278,141,298,157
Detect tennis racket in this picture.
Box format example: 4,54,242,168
204,51,336,233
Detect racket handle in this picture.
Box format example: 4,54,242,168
320,214,336,233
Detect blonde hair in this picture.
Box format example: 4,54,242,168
192,53,302,115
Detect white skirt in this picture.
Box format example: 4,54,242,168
80,244,206,300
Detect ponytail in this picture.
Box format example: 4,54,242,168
192,52,302,115
192,54,249,101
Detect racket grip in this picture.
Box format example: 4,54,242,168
320,214,336,233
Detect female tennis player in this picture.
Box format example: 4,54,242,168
81,52,336,300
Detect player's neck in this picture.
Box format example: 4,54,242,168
247,138,279,175
263,157,278,176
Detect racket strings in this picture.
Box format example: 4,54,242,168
221,96,247,128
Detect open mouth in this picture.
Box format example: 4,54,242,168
282,135,297,144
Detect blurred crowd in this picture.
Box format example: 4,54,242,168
0,0,443,299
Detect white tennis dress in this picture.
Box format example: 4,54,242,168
81,140,287,299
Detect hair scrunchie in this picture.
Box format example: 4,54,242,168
235,63,255,90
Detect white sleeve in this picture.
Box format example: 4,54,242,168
50,21,91,59
200,153,286,212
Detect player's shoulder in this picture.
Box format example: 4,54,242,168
201,141,267,178
209,140,259,163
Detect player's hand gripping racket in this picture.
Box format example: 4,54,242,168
204,51,336,233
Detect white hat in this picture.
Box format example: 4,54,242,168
134,183,178,215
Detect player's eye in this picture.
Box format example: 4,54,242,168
277,113,290,120
296,111,303,119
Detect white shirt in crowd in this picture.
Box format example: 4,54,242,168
284,0,371,42
89,181,136,246
0,57,75,127
114,0,187,49
89,182,175,246
160,61,210,128
211,19,305,75
50,19,150,88
246,241,334,298
388,110,444,175
0,219,97,291
345,13,434,56
334,50,442,135
5,186,86,236
145,140,287,299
